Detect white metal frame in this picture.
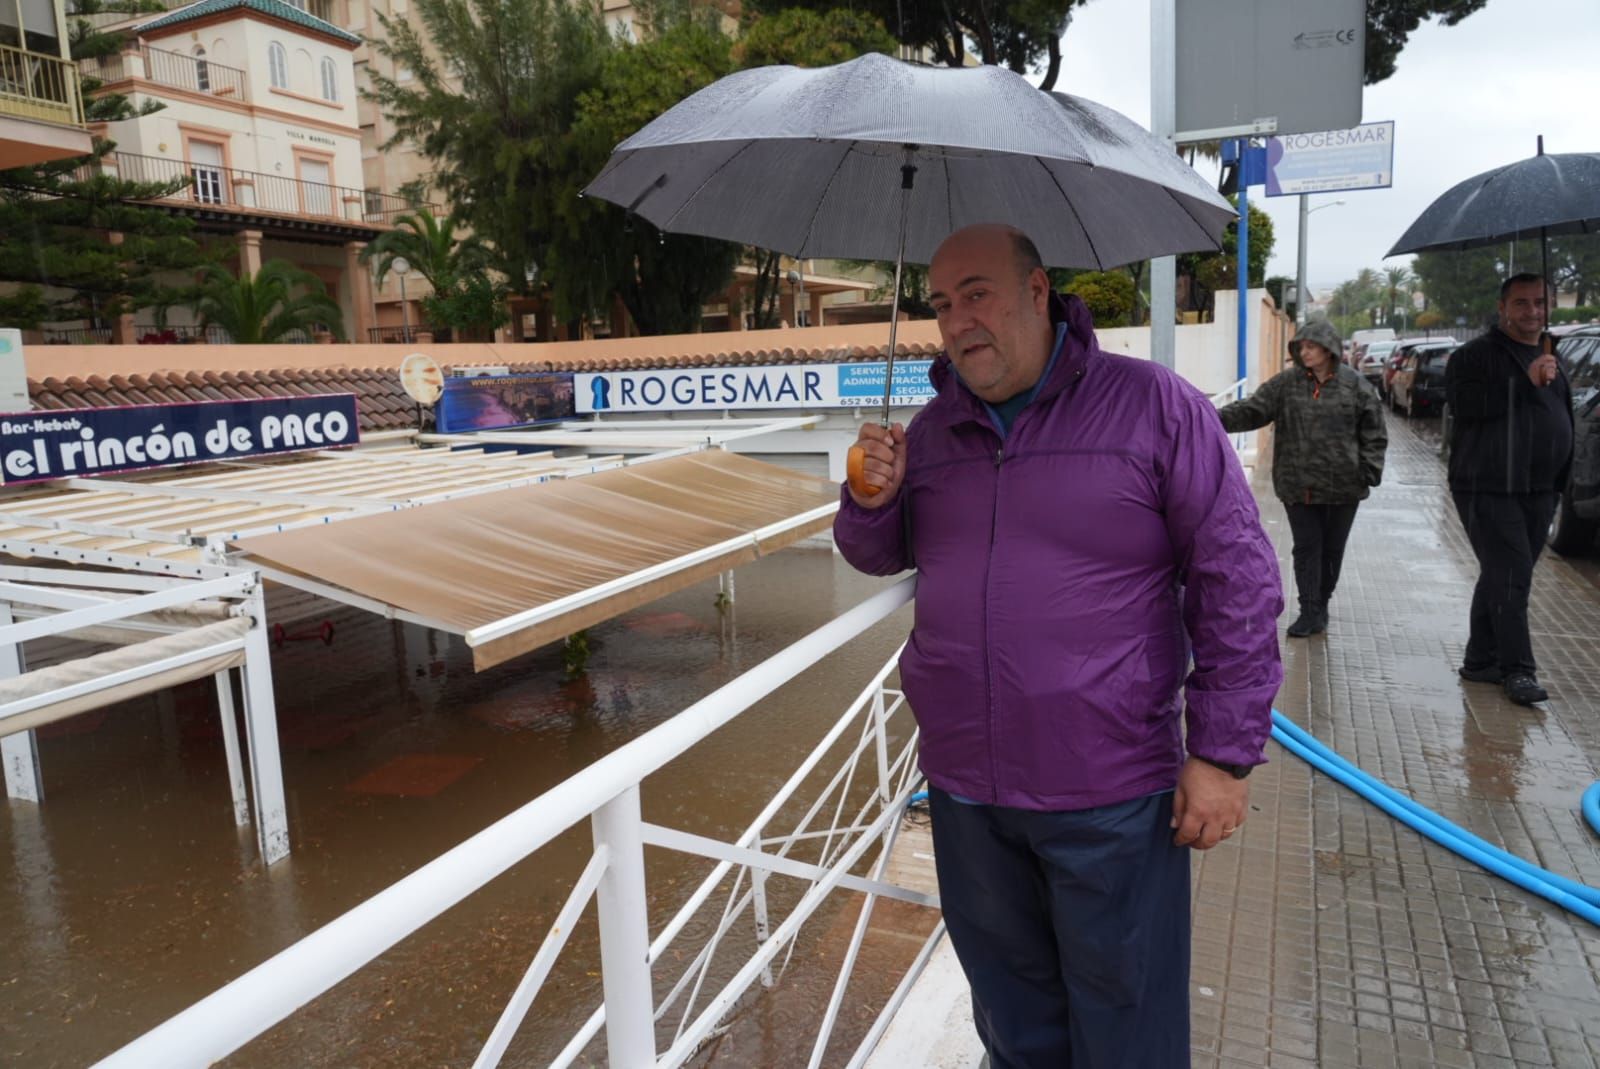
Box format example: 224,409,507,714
0,565,290,865
93,575,931,1069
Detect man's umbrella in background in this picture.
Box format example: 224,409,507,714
1388,138,1600,332
583,52,1236,495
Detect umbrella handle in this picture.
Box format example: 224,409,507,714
846,444,881,497
849,151,916,500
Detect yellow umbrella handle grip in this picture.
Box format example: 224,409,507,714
846,444,881,497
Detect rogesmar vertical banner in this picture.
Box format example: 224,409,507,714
0,395,361,485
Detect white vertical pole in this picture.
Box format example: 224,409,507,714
591,786,656,1068
215,669,251,827
751,843,774,989
872,687,891,804
0,602,42,803
1295,193,1310,326
1149,0,1178,370
239,583,290,865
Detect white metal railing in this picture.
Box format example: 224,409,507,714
94,574,930,1069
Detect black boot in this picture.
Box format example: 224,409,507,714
1286,602,1327,638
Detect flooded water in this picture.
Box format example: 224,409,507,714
0,546,922,1068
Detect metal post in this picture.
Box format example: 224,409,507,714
1149,0,1178,369
1295,193,1309,326
399,274,410,342
0,602,42,803
591,786,656,1067
215,669,251,828
1235,141,1251,388
751,837,774,988
872,687,891,805
239,583,290,864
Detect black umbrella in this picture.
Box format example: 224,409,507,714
1388,138,1600,325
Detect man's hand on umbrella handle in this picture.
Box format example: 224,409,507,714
1528,352,1559,387
846,422,906,507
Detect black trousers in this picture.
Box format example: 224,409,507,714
928,789,1190,1068
1452,491,1559,675
1282,502,1360,611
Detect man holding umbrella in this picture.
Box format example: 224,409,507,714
1446,274,1573,706
834,223,1284,1067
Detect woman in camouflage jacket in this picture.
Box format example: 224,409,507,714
1218,320,1388,637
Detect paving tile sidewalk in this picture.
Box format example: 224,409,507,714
1191,417,1600,1069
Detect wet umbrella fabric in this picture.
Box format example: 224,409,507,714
1387,151,1600,256
582,52,1236,270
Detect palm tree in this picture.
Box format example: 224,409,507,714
1384,266,1416,329
192,261,346,343
359,206,493,290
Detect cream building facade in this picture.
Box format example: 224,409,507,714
54,0,409,342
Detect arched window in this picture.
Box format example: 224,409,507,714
193,45,210,93
319,56,337,101
268,41,287,89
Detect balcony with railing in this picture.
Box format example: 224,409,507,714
81,45,247,101
89,151,422,229
0,41,85,126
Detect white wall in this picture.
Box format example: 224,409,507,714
1095,288,1274,395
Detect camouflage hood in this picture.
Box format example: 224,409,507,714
1288,320,1345,365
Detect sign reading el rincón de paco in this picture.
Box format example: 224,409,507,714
0,395,361,485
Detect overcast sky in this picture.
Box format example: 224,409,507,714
1057,0,1600,295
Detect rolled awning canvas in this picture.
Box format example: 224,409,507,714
232,450,840,670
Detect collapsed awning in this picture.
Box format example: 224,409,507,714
233,450,839,670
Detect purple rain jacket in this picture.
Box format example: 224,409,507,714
834,293,1283,811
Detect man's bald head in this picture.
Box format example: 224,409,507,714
927,224,1055,403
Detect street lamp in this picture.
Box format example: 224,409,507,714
785,267,806,327
1293,198,1345,324
392,256,412,342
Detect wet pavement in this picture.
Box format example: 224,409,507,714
1189,413,1600,1069
2,413,1599,1068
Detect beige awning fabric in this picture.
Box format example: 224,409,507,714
233,451,839,670
0,617,249,739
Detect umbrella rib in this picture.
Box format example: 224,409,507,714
1034,157,1104,268
943,153,954,241
793,140,859,258
657,139,762,236
1163,182,1225,257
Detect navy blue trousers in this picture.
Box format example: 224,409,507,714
928,788,1190,1068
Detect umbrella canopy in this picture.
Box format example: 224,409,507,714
583,52,1234,269
1387,151,1600,256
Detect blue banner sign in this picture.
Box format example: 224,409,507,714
0,394,360,485
835,360,937,408
437,373,576,432
1265,121,1395,197
575,361,937,413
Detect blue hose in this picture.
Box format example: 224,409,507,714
1271,710,1600,927
907,790,928,806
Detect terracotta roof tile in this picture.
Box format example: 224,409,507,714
22,326,950,435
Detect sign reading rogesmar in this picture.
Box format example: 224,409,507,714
0,395,360,485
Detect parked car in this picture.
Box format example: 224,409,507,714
1389,340,1458,417
1550,324,1600,555
1358,340,1398,388
1382,338,1456,399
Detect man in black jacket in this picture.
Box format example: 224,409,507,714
1445,274,1574,705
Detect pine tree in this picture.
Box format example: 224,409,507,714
0,0,218,328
